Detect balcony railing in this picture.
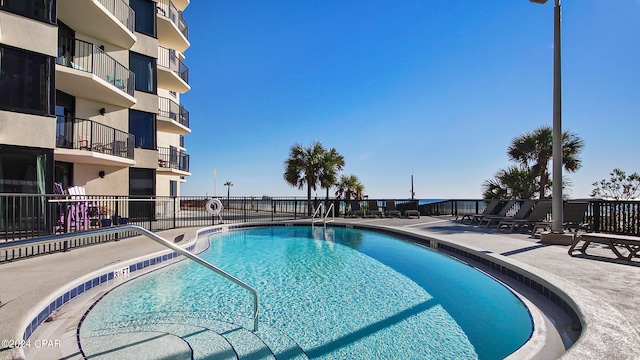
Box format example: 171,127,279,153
158,147,189,172
158,97,190,128
158,46,189,84
156,0,189,40
0,0,56,24
56,116,135,160
57,35,135,96
97,0,134,32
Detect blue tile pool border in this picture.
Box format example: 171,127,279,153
23,243,196,341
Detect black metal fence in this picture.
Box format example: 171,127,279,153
2,195,639,262
0,194,321,262
422,199,640,236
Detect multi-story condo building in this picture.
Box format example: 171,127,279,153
0,0,191,218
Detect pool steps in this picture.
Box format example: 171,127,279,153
81,315,308,359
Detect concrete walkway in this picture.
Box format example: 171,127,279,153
0,218,639,359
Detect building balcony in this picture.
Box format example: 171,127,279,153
158,147,190,175
56,36,136,108
54,116,135,167
158,97,190,134
156,0,189,53
57,0,136,49
157,46,190,93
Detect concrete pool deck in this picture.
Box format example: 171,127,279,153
0,217,639,359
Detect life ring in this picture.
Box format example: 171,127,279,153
205,198,223,215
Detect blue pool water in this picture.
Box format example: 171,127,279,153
80,226,532,359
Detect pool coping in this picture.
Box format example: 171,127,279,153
3,219,639,359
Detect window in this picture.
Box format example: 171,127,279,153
0,0,56,24
129,0,156,37
129,52,156,93
55,90,75,148
129,168,155,221
0,145,52,194
54,161,73,191
0,145,53,233
170,180,177,197
129,110,156,150
0,45,55,116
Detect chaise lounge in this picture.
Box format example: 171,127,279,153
496,200,552,233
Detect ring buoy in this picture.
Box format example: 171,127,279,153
205,198,223,215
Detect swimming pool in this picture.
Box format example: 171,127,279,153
79,226,533,359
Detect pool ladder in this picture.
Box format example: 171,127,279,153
312,202,335,228
3,225,259,332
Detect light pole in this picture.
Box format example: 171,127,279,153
530,0,563,234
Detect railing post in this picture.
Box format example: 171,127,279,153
173,197,177,229
593,201,601,233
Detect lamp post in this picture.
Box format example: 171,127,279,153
530,0,563,233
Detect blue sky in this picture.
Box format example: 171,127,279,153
181,1,639,199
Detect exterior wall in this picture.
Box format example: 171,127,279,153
75,98,129,132
0,112,56,149
134,148,160,169
130,33,158,59
74,164,129,195
0,12,57,56
131,92,158,114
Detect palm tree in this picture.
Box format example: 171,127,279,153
283,141,327,215
223,181,233,206
507,126,584,198
319,147,345,201
335,174,365,201
482,166,537,199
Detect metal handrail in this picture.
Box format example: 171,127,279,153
311,203,323,221
311,202,334,228
324,203,335,223
0,225,259,331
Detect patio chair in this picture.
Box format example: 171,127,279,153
67,186,88,231
531,202,589,236
53,183,66,232
404,201,420,218
459,199,501,223
469,200,517,225
480,200,536,227
367,200,383,217
496,200,551,233
347,200,365,217
385,200,401,217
